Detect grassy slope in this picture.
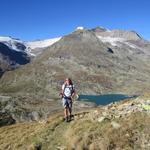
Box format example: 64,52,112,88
0,96,150,150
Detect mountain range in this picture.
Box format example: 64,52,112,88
0,26,150,95
0,26,150,123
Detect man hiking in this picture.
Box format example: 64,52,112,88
60,78,75,122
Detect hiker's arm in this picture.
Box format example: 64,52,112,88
59,91,63,98
72,89,79,100
60,84,65,97
71,89,76,98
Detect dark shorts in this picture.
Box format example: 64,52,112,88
62,97,72,108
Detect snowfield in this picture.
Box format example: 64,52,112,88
0,36,61,56
27,37,61,49
0,36,25,52
97,35,142,50
97,36,125,46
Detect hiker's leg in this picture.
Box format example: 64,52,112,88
69,100,72,115
68,107,72,116
62,98,68,120
64,108,68,118
66,107,69,117
68,100,72,121
64,107,69,122
64,107,71,122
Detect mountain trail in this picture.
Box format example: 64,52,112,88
0,110,91,150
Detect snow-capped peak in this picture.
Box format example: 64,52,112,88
0,36,27,52
76,26,84,30
0,36,12,41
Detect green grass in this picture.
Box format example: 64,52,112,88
0,107,149,150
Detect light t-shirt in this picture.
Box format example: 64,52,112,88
62,84,75,98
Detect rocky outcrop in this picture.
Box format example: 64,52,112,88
68,96,150,150
89,97,150,121
0,112,16,127
0,95,63,125
0,42,30,76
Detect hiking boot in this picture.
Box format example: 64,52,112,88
65,117,68,122
71,114,74,119
68,115,72,121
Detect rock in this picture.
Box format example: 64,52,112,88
111,121,121,129
97,116,110,122
98,117,105,122
102,112,108,117
29,111,40,121
0,112,16,127
74,101,97,108
28,143,42,150
57,146,66,150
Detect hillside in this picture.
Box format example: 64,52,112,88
0,95,149,150
0,27,150,97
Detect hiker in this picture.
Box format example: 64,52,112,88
60,78,75,122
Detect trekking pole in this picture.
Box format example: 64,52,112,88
72,94,79,117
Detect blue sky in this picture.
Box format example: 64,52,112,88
0,0,149,41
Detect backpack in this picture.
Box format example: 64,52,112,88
63,84,75,98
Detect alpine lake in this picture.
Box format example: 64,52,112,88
78,94,137,105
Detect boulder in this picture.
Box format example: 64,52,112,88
0,112,16,127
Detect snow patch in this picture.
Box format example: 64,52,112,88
0,36,61,56
124,42,137,49
0,36,13,41
27,37,61,49
97,36,143,51
0,36,27,52
76,26,84,30
99,26,111,32
98,36,125,46
0,36,36,56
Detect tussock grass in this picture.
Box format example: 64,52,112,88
0,122,45,150
65,112,150,150
141,92,150,99
0,110,149,150
0,113,68,150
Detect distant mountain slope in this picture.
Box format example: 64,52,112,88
0,36,61,75
0,36,61,55
0,27,150,98
0,37,31,76
0,42,30,76
0,36,32,54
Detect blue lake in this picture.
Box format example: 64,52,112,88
78,94,136,105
